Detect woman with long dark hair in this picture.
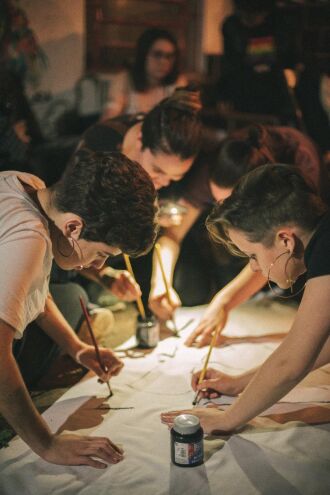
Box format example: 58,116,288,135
101,28,187,120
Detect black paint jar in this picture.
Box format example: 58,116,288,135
136,314,159,348
171,414,204,467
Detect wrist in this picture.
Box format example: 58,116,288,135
68,340,87,362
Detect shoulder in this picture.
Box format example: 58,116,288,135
181,155,213,209
82,118,126,152
305,212,330,280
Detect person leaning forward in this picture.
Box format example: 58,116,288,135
0,151,157,468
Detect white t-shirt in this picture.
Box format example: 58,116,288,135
0,171,53,338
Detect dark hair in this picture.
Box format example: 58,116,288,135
207,164,328,255
53,151,158,257
141,89,202,159
234,0,275,15
131,28,179,92
210,125,275,188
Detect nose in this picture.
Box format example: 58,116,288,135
157,175,171,188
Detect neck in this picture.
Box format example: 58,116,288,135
122,122,143,162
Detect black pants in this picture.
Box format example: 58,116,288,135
13,282,88,388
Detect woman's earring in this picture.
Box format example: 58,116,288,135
268,250,305,299
56,235,75,257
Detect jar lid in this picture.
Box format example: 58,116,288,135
173,414,200,435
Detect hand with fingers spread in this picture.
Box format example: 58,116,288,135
148,286,181,321
191,368,244,399
41,433,124,468
76,345,124,382
161,407,233,435
185,305,228,347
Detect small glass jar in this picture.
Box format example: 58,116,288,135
136,314,159,348
171,414,204,467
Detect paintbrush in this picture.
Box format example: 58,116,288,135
154,243,179,337
123,254,146,320
192,325,222,405
79,296,113,397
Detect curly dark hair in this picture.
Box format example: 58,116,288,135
207,164,328,255
131,28,179,92
52,151,158,257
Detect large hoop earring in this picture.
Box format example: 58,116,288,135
72,237,84,267
56,235,75,258
268,251,306,299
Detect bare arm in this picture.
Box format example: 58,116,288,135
149,199,202,320
0,319,123,466
36,294,123,380
185,264,266,346
223,275,330,428
162,276,330,433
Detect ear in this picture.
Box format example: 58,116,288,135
276,229,295,254
63,217,84,241
136,130,143,152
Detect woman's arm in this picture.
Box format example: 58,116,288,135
36,294,123,380
162,275,330,433
185,264,266,346
0,319,123,466
149,199,202,320
222,276,330,429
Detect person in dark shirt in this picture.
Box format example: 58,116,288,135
161,164,330,434
218,0,302,121
157,124,327,328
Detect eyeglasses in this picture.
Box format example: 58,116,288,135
149,49,176,61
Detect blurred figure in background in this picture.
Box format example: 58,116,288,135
217,0,303,123
101,28,187,120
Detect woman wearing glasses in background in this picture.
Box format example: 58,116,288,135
101,28,187,120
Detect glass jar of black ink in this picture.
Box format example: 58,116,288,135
171,414,204,467
136,314,159,348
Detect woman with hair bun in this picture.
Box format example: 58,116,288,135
209,124,327,201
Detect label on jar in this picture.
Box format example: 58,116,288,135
174,440,203,465
138,325,159,347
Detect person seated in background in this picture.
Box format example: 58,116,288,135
0,152,157,468
161,164,330,434
152,123,328,326
217,0,303,122
101,28,187,120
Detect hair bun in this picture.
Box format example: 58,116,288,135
162,86,202,115
247,125,263,149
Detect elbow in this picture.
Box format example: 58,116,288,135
274,358,308,387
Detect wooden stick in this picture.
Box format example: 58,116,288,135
154,243,179,336
192,325,222,405
79,297,113,397
123,254,146,320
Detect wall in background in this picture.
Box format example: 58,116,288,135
202,0,233,55
21,0,84,100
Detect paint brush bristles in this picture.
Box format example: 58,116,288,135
79,296,113,397
123,254,146,320
154,243,179,336
192,325,221,405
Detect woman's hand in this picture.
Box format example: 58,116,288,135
185,306,228,347
76,345,124,381
41,433,124,468
149,286,181,321
191,368,244,398
161,407,233,435
107,269,142,302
